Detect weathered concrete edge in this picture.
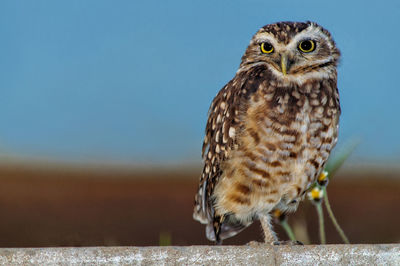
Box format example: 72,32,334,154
0,244,398,266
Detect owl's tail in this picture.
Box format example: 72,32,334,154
194,203,251,242
193,180,252,242
205,216,251,242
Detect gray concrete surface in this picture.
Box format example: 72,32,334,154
0,244,398,265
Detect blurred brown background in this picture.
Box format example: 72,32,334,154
0,162,398,247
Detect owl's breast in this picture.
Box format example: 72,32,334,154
213,80,340,222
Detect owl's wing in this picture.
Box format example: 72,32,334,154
193,66,267,242
193,78,243,225
193,65,266,221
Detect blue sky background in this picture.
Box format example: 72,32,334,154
1,1,400,166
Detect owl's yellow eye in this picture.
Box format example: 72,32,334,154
298,40,316,53
260,42,274,54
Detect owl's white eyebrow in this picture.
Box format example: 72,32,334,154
253,37,277,46
253,32,278,44
288,26,331,48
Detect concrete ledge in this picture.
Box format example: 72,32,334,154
0,244,398,265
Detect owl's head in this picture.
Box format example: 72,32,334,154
239,21,340,84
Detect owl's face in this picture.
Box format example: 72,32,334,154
239,22,340,85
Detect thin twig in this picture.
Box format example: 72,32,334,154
280,219,296,241
316,203,326,244
323,188,350,244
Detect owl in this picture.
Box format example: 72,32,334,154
193,21,341,245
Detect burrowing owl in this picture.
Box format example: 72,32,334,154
193,21,340,244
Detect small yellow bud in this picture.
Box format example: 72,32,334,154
308,187,324,202
317,170,329,186
273,209,282,218
272,208,286,222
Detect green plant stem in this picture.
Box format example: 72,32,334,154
159,231,171,246
280,219,296,241
316,203,326,244
325,140,359,176
323,188,350,244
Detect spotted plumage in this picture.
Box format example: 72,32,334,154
193,21,341,244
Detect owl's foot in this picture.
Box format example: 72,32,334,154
273,240,303,246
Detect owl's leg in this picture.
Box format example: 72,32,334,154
259,213,303,246
259,213,277,244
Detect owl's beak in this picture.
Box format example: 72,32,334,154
280,54,288,76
